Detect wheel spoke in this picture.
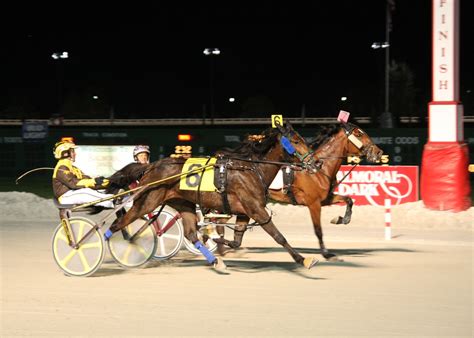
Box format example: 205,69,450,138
158,237,167,256
161,233,181,241
135,243,149,258
78,250,91,271
121,245,133,263
56,232,68,243
59,249,77,266
81,241,102,249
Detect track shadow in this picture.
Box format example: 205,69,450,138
92,266,128,277
320,247,415,257
170,258,325,279
233,246,416,258
90,258,158,277
101,245,410,278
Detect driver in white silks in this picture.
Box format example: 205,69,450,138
52,140,114,208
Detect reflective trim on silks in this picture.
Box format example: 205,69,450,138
280,136,296,155
194,240,217,264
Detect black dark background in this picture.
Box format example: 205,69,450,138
1,1,472,119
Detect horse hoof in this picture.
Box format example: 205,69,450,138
213,258,229,274
330,216,343,224
327,256,344,262
303,257,319,269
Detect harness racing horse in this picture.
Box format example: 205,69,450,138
215,122,383,261
106,123,320,271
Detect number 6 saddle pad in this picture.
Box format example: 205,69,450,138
179,157,217,191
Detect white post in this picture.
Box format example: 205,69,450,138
384,198,392,240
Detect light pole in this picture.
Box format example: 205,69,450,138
371,41,390,126
203,48,220,123
371,1,393,128
51,51,69,116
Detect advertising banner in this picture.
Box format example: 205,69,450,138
74,145,135,177
22,121,48,142
334,165,419,206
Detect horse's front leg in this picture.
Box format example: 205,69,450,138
231,215,249,248
324,194,353,225
212,215,250,253
307,201,341,262
213,225,227,255
248,206,318,269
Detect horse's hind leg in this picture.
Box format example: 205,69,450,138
176,202,226,271
108,188,161,235
249,208,318,269
307,201,341,261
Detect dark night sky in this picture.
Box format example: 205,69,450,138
1,1,473,119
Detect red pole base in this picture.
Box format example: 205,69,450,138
421,142,471,212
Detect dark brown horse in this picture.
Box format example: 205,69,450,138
215,122,383,261
106,123,320,271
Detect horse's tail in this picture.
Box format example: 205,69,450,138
105,162,151,194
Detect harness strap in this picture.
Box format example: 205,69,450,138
197,157,212,211
282,166,298,205
248,215,272,227
251,162,269,203
214,157,232,215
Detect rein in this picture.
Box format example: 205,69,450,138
70,163,215,211
223,156,315,171
332,163,358,190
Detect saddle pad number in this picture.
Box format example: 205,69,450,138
179,157,217,191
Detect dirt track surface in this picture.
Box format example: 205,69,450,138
1,196,473,337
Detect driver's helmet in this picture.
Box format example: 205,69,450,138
133,145,150,161
53,141,77,159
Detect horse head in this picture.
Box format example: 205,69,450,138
340,122,383,163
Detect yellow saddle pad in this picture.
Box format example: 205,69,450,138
179,157,217,191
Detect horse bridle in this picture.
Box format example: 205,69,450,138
341,123,365,150
276,124,319,171
281,134,320,171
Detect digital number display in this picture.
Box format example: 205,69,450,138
170,145,192,158
347,154,390,165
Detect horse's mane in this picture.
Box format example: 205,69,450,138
310,124,344,149
216,127,280,158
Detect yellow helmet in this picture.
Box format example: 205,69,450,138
53,141,77,159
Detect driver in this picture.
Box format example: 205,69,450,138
52,140,114,208
133,144,150,164
128,145,151,190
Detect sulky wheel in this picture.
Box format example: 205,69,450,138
51,217,105,277
107,219,157,268
151,207,184,260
